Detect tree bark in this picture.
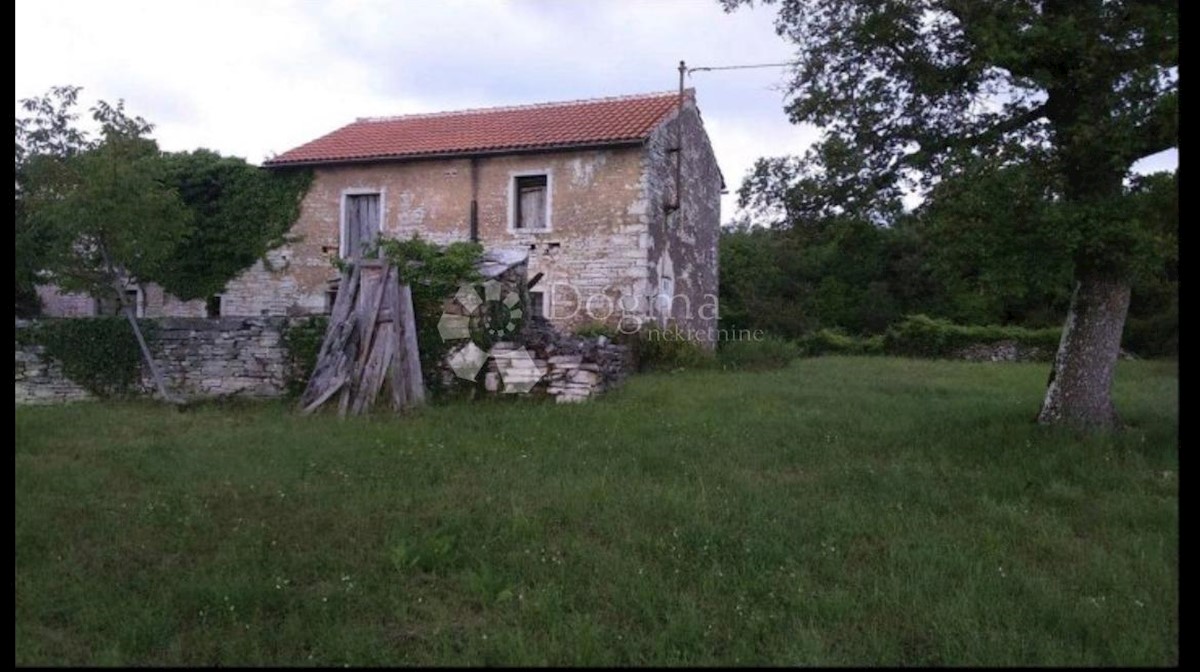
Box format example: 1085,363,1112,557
98,244,177,404
1037,275,1131,430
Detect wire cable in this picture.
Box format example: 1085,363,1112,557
687,61,800,74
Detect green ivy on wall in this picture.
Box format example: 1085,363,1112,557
281,315,329,398
19,318,155,397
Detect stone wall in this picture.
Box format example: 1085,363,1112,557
15,340,94,404
642,91,723,346
148,318,290,398
507,318,633,403
17,310,635,406
15,317,292,405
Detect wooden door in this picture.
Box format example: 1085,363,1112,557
345,193,381,259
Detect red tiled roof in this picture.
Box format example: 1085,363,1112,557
263,90,691,166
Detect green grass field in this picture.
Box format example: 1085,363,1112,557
15,357,1178,665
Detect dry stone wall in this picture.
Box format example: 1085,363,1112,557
15,317,291,404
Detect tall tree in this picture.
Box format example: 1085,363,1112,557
18,88,191,401
725,0,1177,429
15,85,90,316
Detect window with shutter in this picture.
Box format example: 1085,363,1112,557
514,175,549,230
343,193,381,259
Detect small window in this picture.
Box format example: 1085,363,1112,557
205,295,222,318
123,288,144,318
514,175,548,230
529,291,545,319
326,287,339,315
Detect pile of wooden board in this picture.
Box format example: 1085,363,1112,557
298,260,425,416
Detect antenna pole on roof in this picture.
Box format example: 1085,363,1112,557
672,59,686,215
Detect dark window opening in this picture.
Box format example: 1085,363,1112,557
529,291,545,319
123,289,142,317
326,288,339,315
515,175,548,230
205,295,222,318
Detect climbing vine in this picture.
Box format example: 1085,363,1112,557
281,315,329,397
376,236,483,393
155,150,313,301
19,317,155,397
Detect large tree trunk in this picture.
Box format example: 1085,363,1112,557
1037,275,1131,430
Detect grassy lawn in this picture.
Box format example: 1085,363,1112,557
15,356,1178,666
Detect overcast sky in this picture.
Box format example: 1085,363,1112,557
16,0,1176,224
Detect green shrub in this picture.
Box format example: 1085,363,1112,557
1123,309,1177,359
620,323,716,372
281,315,329,397
21,317,153,397
376,236,483,394
717,335,801,371
882,314,1060,359
573,321,619,339
798,328,884,357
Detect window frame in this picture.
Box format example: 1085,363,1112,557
528,290,547,320
507,169,553,233
339,188,387,259
124,287,145,318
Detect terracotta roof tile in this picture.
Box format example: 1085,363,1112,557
263,90,690,166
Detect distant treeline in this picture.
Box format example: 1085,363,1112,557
719,172,1177,358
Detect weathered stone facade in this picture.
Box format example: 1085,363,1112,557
643,101,723,344
35,92,722,353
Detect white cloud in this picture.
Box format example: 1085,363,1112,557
18,0,1172,225
16,0,815,215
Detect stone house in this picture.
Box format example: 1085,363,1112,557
38,90,724,340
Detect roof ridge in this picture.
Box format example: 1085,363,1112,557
355,89,689,124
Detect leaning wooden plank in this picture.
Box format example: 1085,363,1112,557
397,283,427,406
356,322,393,413
388,273,409,411
300,346,353,415
299,264,360,408
356,265,390,374
347,267,392,414
361,278,397,411
300,373,347,415
301,317,358,409
337,321,363,418
330,263,361,327
350,333,384,415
